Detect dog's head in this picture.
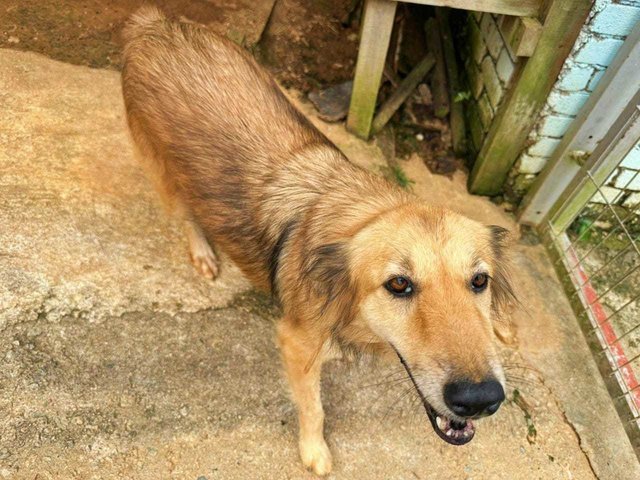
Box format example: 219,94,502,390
308,204,515,445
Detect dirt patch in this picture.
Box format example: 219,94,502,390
0,0,358,89
258,0,360,92
0,0,278,67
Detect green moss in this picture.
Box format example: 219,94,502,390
511,388,537,444
381,164,414,190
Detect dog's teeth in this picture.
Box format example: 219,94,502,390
436,416,445,430
463,429,471,437
445,429,454,437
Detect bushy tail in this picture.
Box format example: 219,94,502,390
121,5,166,45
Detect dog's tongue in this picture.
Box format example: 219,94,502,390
431,414,475,445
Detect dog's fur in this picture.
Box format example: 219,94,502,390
121,7,515,475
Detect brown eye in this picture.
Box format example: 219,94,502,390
385,276,414,297
471,272,489,292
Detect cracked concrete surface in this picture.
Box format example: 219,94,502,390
1,48,639,479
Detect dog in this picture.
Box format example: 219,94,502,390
121,6,515,476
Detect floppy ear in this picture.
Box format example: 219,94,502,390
301,242,357,337
488,226,518,337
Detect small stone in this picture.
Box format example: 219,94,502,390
7,36,20,44
180,405,189,417
416,133,424,141
347,33,358,42
308,81,353,123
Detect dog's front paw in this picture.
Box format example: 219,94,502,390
300,438,332,476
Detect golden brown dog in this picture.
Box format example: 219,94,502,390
121,7,515,476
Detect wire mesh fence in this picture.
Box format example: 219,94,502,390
544,141,640,452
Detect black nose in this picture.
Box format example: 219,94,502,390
444,379,505,418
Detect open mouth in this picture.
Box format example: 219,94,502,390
424,402,475,446
395,351,475,446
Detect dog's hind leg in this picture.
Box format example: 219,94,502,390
277,317,332,476
127,114,219,279
184,217,219,279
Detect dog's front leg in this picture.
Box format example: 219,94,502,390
277,317,332,476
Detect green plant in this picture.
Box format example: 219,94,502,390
382,164,415,190
453,90,472,103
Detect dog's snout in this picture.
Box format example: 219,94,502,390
444,379,505,418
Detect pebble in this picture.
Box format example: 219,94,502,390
8,36,20,44
416,133,424,141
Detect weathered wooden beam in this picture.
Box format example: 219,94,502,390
346,0,398,139
401,0,541,17
468,0,593,195
499,16,543,57
371,53,435,134
436,8,467,155
425,18,450,118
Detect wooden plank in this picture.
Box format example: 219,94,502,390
468,0,593,195
499,16,543,57
346,0,398,139
549,100,640,233
371,54,435,134
519,26,640,226
425,18,450,118
401,0,541,17
436,8,467,155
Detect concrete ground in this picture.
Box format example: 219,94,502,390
1,48,639,480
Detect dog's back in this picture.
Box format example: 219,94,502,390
121,7,376,289
122,6,323,163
